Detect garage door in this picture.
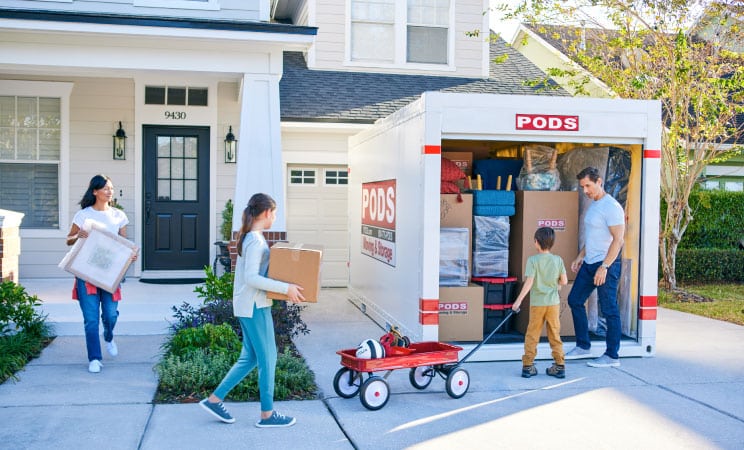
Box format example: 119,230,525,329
286,165,348,287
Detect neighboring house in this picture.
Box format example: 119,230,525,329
510,22,744,192
0,0,563,284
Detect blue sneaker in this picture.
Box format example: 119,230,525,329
199,399,235,424
255,411,296,428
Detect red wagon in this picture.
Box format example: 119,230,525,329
334,310,516,410
334,341,469,410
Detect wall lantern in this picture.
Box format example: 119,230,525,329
113,121,127,160
224,126,237,163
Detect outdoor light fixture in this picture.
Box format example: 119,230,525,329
113,121,127,160
224,125,237,163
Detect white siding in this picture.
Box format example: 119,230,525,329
2,0,264,21
310,0,487,77
216,81,240,238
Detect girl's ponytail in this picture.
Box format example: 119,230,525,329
236,193,276,256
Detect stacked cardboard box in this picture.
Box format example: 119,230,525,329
438,284,484,342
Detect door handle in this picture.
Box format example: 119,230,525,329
145,192,152,224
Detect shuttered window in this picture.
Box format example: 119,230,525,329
0,95,61,229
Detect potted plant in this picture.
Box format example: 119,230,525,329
214,199,233,274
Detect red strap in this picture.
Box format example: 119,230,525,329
484,303,514,310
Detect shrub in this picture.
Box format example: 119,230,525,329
0,328,52,383
670,190,744,249
170,266,310,348
163,323,241,357
155,344,317,402
674,249,744,283
0,281,47,335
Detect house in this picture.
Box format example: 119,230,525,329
510,22,744,192
1,1,563,285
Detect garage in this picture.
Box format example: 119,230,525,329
286,164,349,287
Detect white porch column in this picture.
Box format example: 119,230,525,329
232,72,286,234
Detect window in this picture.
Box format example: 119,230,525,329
156,136,198,201
349,0,451,66
407,0,449,64
0,94,64,229
145,86,208,106
325,169,348,185
351,0,395,62
289,168,316,185
724,181,743,192
703,180,721,190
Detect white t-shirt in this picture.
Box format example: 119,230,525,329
583,194,624,264
72,206,129,236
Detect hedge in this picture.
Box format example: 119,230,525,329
676,190,744,249
674,249,744,283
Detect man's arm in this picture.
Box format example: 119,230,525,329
593,223,625,286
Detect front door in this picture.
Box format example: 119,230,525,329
143,125,210,271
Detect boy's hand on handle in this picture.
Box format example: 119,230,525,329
286,284,305,304
511,300,522,312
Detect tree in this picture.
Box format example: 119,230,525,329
498,0,744,289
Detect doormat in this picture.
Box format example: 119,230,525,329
139,278,205,285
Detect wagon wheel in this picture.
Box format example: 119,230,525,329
409,365,434,390
359,376,390,410
333,367,361,399
445,367,470,399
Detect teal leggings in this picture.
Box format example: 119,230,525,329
214,305,277,411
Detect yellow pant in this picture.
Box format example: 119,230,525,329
522,304,565,366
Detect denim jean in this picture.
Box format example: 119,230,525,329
76,278,119,362
567,260,622,359
214,305,277,412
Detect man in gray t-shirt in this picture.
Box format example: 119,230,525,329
564,167,625,368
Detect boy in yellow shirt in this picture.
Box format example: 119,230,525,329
512,227,568,378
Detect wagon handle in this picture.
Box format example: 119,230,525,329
455,309,517,367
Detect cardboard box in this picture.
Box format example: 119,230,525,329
440,193,473,274
509,191,579,280
267,242,323,303
438,284,484,342
513,282,577,337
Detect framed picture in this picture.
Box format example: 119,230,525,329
59,224,138,293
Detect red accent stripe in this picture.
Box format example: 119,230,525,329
644,149,661,159
639,308,657,320
419,298,439,311
423,145,441,154
640,295,657,308
484,303,514,310
419,312,439,325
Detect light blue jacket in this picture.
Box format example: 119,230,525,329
232,231,288,318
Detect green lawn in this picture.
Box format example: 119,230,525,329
658,283,744,326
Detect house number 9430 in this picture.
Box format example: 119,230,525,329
165,111,186,120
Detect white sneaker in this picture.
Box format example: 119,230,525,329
106,340,118,357
565,346,592,359
88,360,103,373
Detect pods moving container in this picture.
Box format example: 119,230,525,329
348,93,661,361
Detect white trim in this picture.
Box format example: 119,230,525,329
704,165,744,177
281,121,370,134
133,75,220,277
133,0,220,11
0,80,73,239
0,19,314,46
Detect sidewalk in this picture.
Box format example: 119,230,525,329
1,279,743,449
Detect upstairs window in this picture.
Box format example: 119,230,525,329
349,0,451,66
351,0,395,62
407,0,449,64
